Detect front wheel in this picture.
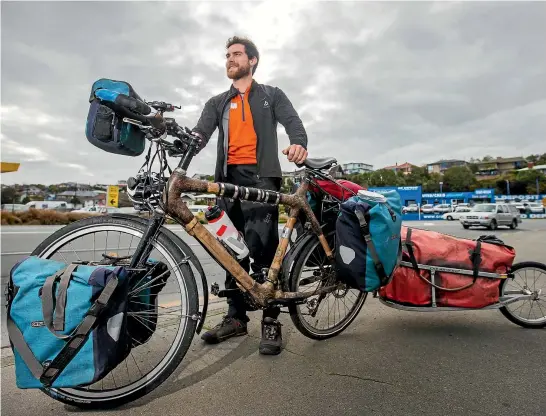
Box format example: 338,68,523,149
30,215,199,409
286,230,367,340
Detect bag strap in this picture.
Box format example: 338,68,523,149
40,274,120,387
404,228,483,292
354,208,389,285
41,264,79,338
6,313,44,379
404,228,421,273
469,241,482,283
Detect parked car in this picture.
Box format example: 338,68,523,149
420,204,434,214
72,206,104,214
433,204,452,214
442,206,471,221
402,204,418,213
459,203,521,230
523,202,545,214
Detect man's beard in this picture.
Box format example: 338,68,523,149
227,63,251,80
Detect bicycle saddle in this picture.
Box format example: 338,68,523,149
298,157,338,170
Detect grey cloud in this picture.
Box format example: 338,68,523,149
1,1,546,185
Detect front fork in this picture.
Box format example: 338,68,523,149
129,211,166,269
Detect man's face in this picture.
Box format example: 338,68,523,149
226,43,253,80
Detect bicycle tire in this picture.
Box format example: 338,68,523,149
287,230,367,340
499,261,546,329
29,215,199,409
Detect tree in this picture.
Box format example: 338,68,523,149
442,166,477,191
405,166,427,186
422,173,444,193
22,196,31,204
369,169,397,187
281,178,294,194
0,187,17,204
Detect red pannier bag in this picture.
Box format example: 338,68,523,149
310,179,365,201
379,226,516,308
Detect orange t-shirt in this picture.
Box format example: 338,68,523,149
227,86,257,165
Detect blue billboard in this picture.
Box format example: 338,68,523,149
369,186,422,220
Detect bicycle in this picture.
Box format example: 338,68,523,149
29,96,366,408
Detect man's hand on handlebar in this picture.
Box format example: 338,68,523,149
283,144,308,164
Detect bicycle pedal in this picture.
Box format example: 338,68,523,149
217,289,242,298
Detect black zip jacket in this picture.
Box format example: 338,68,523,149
192,79,308,181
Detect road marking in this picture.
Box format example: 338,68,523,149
423,222,435,226
0,231,58,235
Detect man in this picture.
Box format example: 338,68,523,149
191,36,308,355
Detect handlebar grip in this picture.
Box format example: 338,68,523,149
116,94,151,115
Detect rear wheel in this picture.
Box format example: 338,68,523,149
287,230,367,340
510,219,518,229
30,215,199,409
499,262,546,328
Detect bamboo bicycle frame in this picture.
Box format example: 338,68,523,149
165,167,337,308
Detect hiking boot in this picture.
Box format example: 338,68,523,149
259,317,282,355
201,316,248,344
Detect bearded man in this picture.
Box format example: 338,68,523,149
191,36,308,355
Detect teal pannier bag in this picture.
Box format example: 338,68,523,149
335,190,403,292
6,256,132,388
85,78,148,157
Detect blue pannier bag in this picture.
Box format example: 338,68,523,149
85,78,149,157
6,256,132,389
335,189,403,292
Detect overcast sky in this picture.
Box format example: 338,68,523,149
2,1,546,185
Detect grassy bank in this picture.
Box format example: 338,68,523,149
1,209,289,225
0,209,97,225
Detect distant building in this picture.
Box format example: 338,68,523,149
56,190,103,207
475,157,527,179
382,162,417,175
427,159,468,174
282,169,306,186
341,162,373,175
517,164,546,175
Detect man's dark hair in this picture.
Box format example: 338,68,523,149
226,36,259,75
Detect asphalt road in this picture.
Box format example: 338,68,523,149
2,220,546,415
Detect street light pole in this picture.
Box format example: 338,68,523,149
505,180,510,196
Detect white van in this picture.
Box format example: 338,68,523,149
25,201,73,211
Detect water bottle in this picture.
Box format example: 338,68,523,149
204,205,249,260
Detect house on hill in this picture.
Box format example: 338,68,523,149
382,162,417,175
475,157,527,179
426,159,468,174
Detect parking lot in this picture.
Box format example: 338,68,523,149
1,219,545,415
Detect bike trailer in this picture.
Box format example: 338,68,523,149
85,78,148,157
6,256,132,389
378,227,516,308
335,189,403,292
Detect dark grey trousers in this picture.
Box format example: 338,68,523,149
217,164,281,322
